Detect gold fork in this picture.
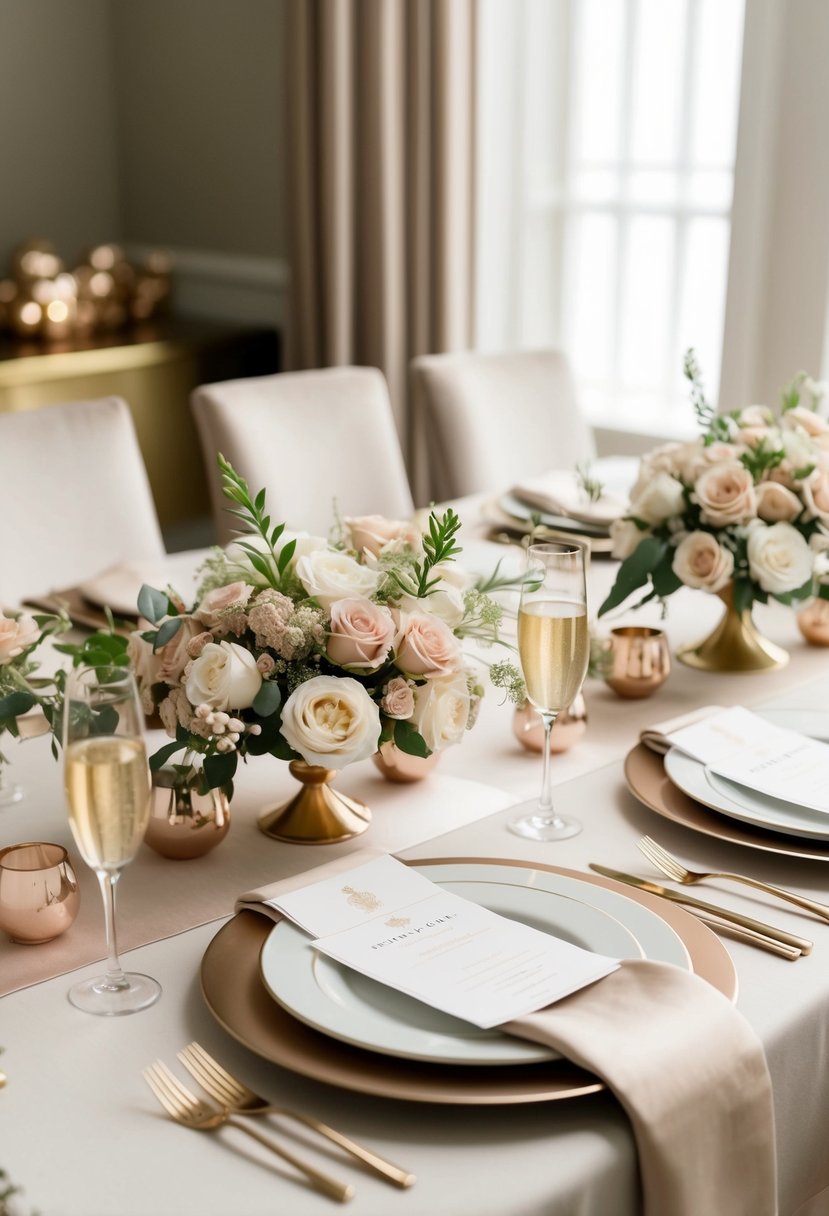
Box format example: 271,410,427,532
177,1041,415,1189
143,1061,354,1204
638,836,829,923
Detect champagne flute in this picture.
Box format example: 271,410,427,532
63,665,161,1015
508,543,589,841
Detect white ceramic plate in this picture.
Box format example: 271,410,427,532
259,861,691,1067
756,708,829,743
665,748,829,841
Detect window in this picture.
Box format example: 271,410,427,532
476,0,746,434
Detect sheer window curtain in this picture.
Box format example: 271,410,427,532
286,0,476,505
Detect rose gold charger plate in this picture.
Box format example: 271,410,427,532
200,856,735,1106
625,743,829,862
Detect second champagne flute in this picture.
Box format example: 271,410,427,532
509,543,589,841
63,665,161,1015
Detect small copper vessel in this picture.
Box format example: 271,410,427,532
0,842,80,944
605,626,671,698
372,741,441,783
797,598,829,647
144,771,231,860
512,693,588,754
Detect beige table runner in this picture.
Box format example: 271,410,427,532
238,851,778,1216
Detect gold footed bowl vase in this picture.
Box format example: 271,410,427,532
676,584,788,673
258,761,372,844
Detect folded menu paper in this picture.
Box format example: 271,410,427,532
669,705,829,815
237,850,777,1216
268,854,619,1029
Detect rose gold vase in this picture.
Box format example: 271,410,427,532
0,842,80,944
258,761,371,844
676,584,788,672
512,694,588,753
144,772,231,860
797,598,829,646
605,626,671,698
372,741,441,783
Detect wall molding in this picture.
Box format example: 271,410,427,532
126,243,290,330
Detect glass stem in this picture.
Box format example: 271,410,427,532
96,869,128,991
538,711,558,819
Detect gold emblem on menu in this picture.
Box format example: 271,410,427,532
341,885,382,912
384,915,411,928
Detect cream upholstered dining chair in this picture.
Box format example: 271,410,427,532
410,349,596,502
191,367,414,544
0,397,165,607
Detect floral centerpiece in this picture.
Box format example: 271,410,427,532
127,458,522,838
600,353,829,670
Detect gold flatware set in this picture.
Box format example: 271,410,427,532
144,1042,415,1203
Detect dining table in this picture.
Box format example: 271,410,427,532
2,508,829,1216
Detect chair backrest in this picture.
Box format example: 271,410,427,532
410,349,596,501
191,367,414,544
0,397,165,607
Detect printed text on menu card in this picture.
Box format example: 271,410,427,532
270,855,619,1030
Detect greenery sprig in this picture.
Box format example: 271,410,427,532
575,462,605,503
217,453,296,591
684,348,731,444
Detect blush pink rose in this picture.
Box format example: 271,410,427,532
0,612,39,665
195,581,255,630
379,676,415,719
327,598,395,670
692,462,757,526
345,515,421,558
156,616,205,685
671,532,734,593
394,612,462,678
755,481,802,523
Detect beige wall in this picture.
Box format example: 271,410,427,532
0,0,121,269
0,0,288,275
111,0,288,260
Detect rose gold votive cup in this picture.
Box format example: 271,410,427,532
0,842,80,944
605,626,671,699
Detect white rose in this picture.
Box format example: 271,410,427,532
0,611,39,665
802,465,829,526
295,549,380,608
280,675,381,769
782,406,829,438
630,443,687,498
410,671,471,753
755,481,802,523
395,573,467,628
630,472,686,525
184,640,262,710
610,518,645,560
747,522,814,596
671,532,734,593
692,461,756,526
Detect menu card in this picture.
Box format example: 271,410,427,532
269,855,619,1030
668,705,829,814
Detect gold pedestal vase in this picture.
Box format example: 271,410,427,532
258,761,372,844
676,584,788,673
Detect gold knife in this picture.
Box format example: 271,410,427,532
692,913,801,960
589,865,813,955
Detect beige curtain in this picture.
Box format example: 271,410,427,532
286,0,476,503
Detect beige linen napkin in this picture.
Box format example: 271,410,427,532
640,705,725,754
237,850,777,1216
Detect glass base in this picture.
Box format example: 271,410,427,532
507,800,582,842
68,972,161,1016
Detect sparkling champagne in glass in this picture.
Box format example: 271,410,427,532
63,666,161,1015
508,543,589,841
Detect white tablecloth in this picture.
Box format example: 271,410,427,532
2,540,829,1216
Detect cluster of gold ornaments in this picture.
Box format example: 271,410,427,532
0,238,172,341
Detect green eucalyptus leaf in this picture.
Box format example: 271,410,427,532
149,740,186,771
153,617,183,652
252,681,282,717
598,537,666,616
137,584,169,624
204,750,238,790
0,691,36,719
394,719,432,758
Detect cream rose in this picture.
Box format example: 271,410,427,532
327,598,395,669
279,675,381,769
379,675,415,719
127,630,161,688
802,466,829,526
395,566,468,628
0,612,39,665
747,522,813,596
755,481,802,523
738,405,774,428
692,462,757,526
410,671,471,752
295,549,380,608
156,616,205,685
630,443,686,498
195,581,254,630
345,515,421,558
184,640,262,710
610,518,645,560
782,406,829,438
630,472,685,525
394,612,462,678
671,532,734,593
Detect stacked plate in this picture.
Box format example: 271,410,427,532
200,858,736,1106
625,709,829,862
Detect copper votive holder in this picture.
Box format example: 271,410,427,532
605,626,671,698
797,599,829,646
512,693,588,753
0,842,80,944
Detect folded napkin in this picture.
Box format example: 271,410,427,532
238,851,777,1216
640,705,725,754
509,471,628,527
